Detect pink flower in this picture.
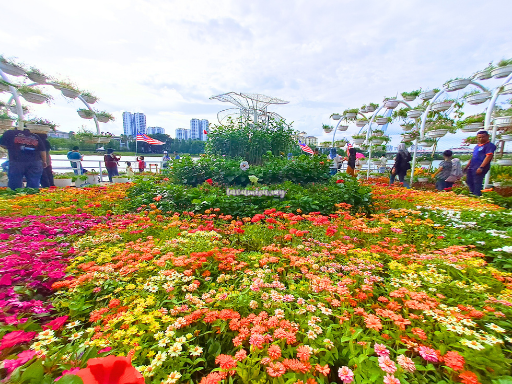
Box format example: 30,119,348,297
3,350,36,373
374,343,390,356
418,346,438,362
234,349,247,361
390,228,403,234
43,316,69,331
54,368,81,382
378,356,397,374
338,366,354,383
383,374,401,384
0,330,37,351
98,347,112,354
397,354,416,372
249,334,265,349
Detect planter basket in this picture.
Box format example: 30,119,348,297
78,110,94,119
97,115,110,123
0,83,11,92
21,92,48,104
493,182,502,187
87,175,99,184
465,92,491,105
418,90,436,100
360,108,367,113
474,70,492,80
461,123,483,132
501,83,512,95
338,125,348,131
431,101,453,112
419,161,432,166
418,141,434,147
372,131,383,137
366,106,376,113
331,114,341,120
82,95,98,104
54,179,73,188
402,135,414,141
497,159,512,166
403,95,417,102
359,159,367,165
61,88,80,99
0,62,26,77
444,79,471,92
417,177,429,183
27,72,47,84
492,65,512,79
25,124,51,133
495,117,512,129
83,137,111,144
401,125,413,131
371,138,384,145
376,118,389,125
353,138,365,145
384,100,399,109
426,129,448,138
407,110,423,119
356,120,367,128
344,112,357,119
113,177,129,183
501,134,512,141
323,128,333,134
0,120,14,132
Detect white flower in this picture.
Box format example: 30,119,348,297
486,323,506,333
240,161,250,171
66,320,81,329
189,345,203,356
69,331,84,341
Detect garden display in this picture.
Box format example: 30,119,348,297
0,175,512,384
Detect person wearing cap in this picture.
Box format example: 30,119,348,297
162,151,171,169
104,148,120,182
67,146,83,175
463,130,496,196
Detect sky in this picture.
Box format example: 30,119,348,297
1,0,511,150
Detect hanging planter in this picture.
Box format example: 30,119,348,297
407,110,423,119
431,101,453,112
61,87,81,99
465,92,491,105
372,131,384,137
402,134,414,141
81,92,98,104
426,129,448,138
401,123,414,131
418,141,434,147
78,109,95,119
366,105,376,113
474,70,492,80
384,99,399,109
25,124,51,133
501,83,512,95
0,81,12,92
491,65,512,79
461,123,484,132
330,113,341,120
495,116,512,129
96,112,115,123
0,118,14,131
403,95,417,102
323,127,333,134
356,120,367,127
353,138,365,145
444,79,471,92
497,159,512,166
20,92,49,104
376,117,390,125
371,138,384,145
0,61,26,77
9,105,30,115
418,90,436,100
360,107,367,113
26,71,47,84
501,134,512,141
338,125,348,131
345,112,357,119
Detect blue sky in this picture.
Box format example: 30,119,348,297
1,0,511,149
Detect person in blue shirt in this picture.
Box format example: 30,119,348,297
67,146,83,175
463,131,496,196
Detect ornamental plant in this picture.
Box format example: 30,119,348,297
496,58,512,67
96,111,115,121
401,89,421,98
24,117,57,130
77,108,95,118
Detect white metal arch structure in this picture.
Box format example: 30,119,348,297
410,80,488,185
0,68,25,128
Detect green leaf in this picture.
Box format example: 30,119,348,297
55,375,84,384
21,360,44,383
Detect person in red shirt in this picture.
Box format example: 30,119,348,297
137,156,145,173
104,148,120,182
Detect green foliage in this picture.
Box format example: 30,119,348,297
205,118,295,165
497,58,512,67
401,89,421,98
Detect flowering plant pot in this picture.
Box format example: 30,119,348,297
418,177,429,182
497,159,512,166
407,110,423,119
418,141,434,147
338,125,348,131
113,177,129,183
418,90,436,100
426,129,448,138
330,113,341,120
444,79,471,92
21,92,49,104
384,100,399,109
465,92,491,105
356,120,366,128
376,117,390,125
87,174,99,184
403,95,416,102
0,61,25,76
53,178,73,187
0,118,14,131
431,101,453,112
474,69,492,80
501,83,512,95
61,88,81,99
345,112,357,119
365,106,376,112
26,72,47,84
501,134,512,141
78,109,94,119
81,93,98,104
372,131,384,137
495,117,512,129
492,65,512,79
461,123,483,132
353,138,365,145
25,124,51,133
371,138,384,145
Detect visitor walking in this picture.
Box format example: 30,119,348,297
0,128,46,190
67,146,83,175
126,162,134,177
346,147,357,177
35,133,54,188
464,130,496,196
390,143,412,187
162,151,171,169
104,148,120,182
379,156,387,173
137,156,146,173
433,150,453,191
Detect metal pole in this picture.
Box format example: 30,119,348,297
365,106,384,179
483,73,512,189
0,69,24,128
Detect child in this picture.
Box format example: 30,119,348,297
433,150,453,191
126,162,134,177
138,156,146,173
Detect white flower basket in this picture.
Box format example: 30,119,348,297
87,175,99,184
25,124,51,133
82,95,98,104
419,161,432,166
61,88,80,99
360,107,367,113
97,115,110,123
402,135,414,141
27,72,47,84
431,101,453,112
497,159,512,166
501,83,512,95
418,141,434,147
113,177,129,183
372,131,383,137
78,110,94,119
418,177,429,183
353,138,365,145
356,120,366,127
0,119,14,131
359,159,367,165
401,125,413,131
426,129,448,138
0,176,7,187
384,100,399,109
0,62,26,77
403,95,417,102
331,114,341,120
345,112,357,119
338,125,348,131
501,134,512,141
21,92,48,104
444,79,471,92
54,178,73,187
474,70,491,80
465,92,491,105
492,65,512,79
376,118,389,125
371,138,384,145
419,90,436,100
407,110,423,119
0,83,10,92
323,128,333,133
461,123,483,132
366,106,376,112
495,117,512,129
493,182,502,187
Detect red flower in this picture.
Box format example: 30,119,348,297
336,179,345,183
206,179,213,185
153,195,162,201
444,351,465,371
459,371,480,384
0,330,37,351
74,356,144,384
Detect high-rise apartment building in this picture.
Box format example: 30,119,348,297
122,112,147,137
175,128,190,140
190,118,209,141
200,119,209,141
147,127,165,135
